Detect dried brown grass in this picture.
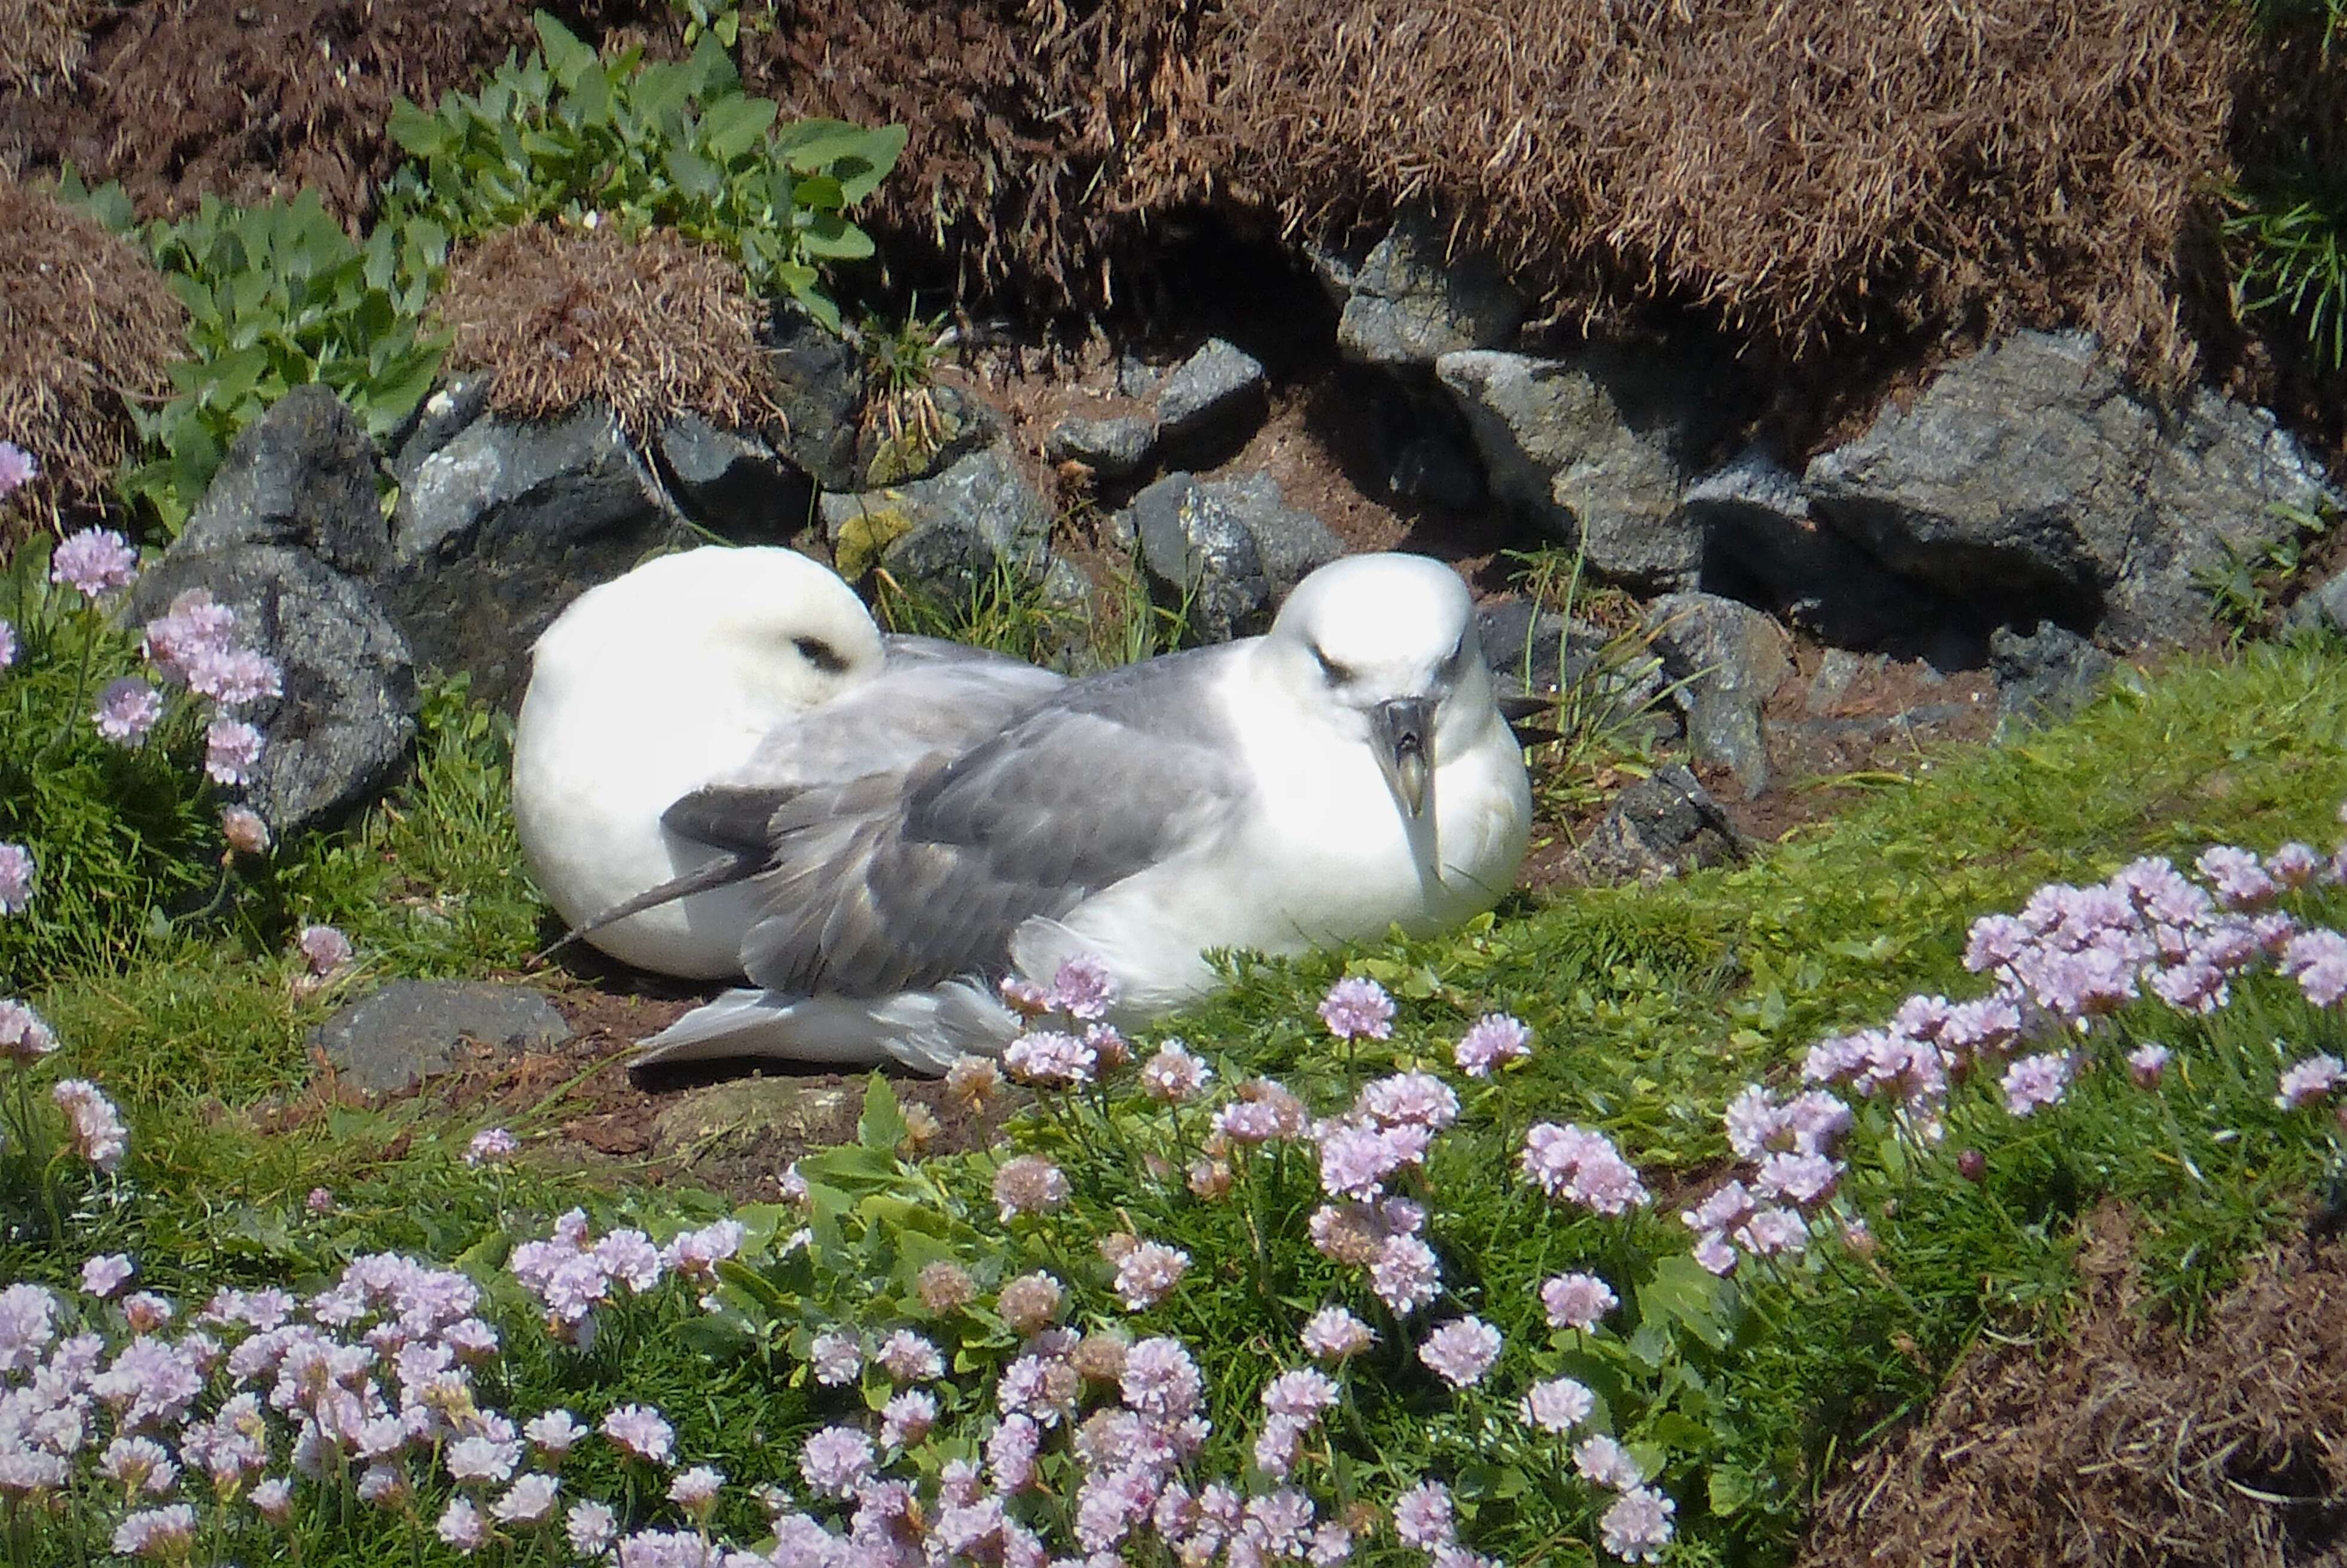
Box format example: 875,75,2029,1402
432,222,773,441
1805,1209,2347,1568
743,0,1205,319
0,0,100,94
1179,0,2247,384
0,173,185,533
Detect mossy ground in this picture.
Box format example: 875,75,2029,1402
10,631,2347,1563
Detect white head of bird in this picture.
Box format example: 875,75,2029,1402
527,545,886,716
1256,552,1497,822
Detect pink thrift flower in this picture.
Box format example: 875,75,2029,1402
492,1472,561,1524
2281,929,2347,1008
1140,1040,1213,1102
0,1000,57,1063
997,975,1051,1017
798,1425,875,1497
2127,1042,2171,1087
874,1328,944,1381
297,924,353,977
808,1329,862,1386
0,620,14,671
465,1127,518,1167
2198,846,2276,908
2000,1051,2073,1118
51,1079,127,1170
2269,841,2325,888
667,1465,724,1515
992,1154,1070,1221
0,442,36,496
599,1403,675,1464
142,590,237,681
51,528,138,597
1417,1316,1503,1387
221,807,271,855
1599,1486,1678,1563
1112,1241,1189,1310
205,719,265,786
1003,1029,1095,1087
1519,1122,1650,1214
435,1497,487,1552
2277,1053,2346,1110
1392,1479,1455,1548
880,1389,938,1448
1520,1375,1595,1433
82,1253,135,1298
306,1186,334,1214
93,678,163,746
526,1410,587,1460
1046,954,1119,1020
1370,1233,1443,1317
1454,1012,1532,1076
1539,1271,1619,1331
1319,975,1396,1039
566,1500,618,1555
111,1504,196,1560
1573,1433,1643,1491
185,646,282,708
0,843,30,914
1300,1305,1375,1360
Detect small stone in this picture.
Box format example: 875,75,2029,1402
1989,620,2117,738
312,981,570,1097
1129,472,1269,645
180,384,390,578
1645,591,1793,798
390,375,493,487
1046,415,1158,480
1574,765,1742,884
1155,340,1267,447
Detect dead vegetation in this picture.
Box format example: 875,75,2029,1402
0,175,185,534
432,222,774,440
1806,1209,2347,1568
0,0,102,95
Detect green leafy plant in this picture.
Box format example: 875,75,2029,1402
2193,497,2336,638
59,173,448,532
383,13,904,333
2226,178,2347,371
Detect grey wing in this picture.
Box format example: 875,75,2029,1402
739,645,1255,997
711,655,1066,804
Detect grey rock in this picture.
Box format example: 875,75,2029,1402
1803,648,1882,716
1046,414,1159,480
658,413,813,537
129,545,417,835
1806,331,2340,648
1475,597,1667,726
1436,346,1730,592
1337,212,1526,366
1114,354,1159,399
1123,471,1344,643
1576,765,1742,884
1128,473,1271,644
180,385,390,578
2284,572,2347,637
1216,472,1345,593
390,375,494,486
1645,591,1793,797
312,980,570,1097
856,384,1003,488
379,406,683,707
1989,620,2118,738
1683,448,1962,659
649,1079,860,1158
1155,339,1268,449
820,443,1053,601
766,301,868,491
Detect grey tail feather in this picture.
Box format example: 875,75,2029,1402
531,851,765,967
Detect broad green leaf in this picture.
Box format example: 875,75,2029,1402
797,215,875,261
858,1075,909,1152
663,145,723,202
387,99,448,158
533,12,597,89
837,126,906,202
700,94,778,163
792,175,846,212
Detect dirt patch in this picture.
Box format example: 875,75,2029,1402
1806,1207,2347,1568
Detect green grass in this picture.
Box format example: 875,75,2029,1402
7,636,2347,1565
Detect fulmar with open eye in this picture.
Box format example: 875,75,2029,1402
630,551,1534,1072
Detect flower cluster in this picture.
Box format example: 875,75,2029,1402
507,1209,740,1346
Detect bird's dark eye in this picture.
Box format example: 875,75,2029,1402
794,636,850,675
1311,644,1353,685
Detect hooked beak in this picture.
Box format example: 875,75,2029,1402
1370,697,1435,820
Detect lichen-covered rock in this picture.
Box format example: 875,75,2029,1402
1335,212,1526,367
311,980,570,1097
1046,414,1159,480
1124,471,1344,643
820,443,1054,600
1806,331,2339,649
1436,346,1730,592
